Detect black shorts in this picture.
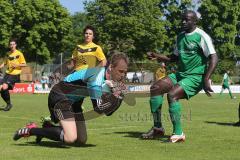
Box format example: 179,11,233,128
48,81,85,123
0,74,20,90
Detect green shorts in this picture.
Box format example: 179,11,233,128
222,83,229,89
168,73,204,99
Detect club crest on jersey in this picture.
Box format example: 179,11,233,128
187,42,196,50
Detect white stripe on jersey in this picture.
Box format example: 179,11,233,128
195,27,216,57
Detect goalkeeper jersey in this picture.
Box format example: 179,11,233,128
50,68,125,117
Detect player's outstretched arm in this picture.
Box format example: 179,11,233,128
147,52,178,63
203,54,218,96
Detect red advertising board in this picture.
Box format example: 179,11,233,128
9,83,34,94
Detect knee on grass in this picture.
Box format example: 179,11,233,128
64,133,78,144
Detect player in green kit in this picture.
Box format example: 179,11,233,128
141,10,218,143
219,71,235,99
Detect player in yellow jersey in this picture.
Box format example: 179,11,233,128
155,62,166,80
0,38,26,111
64,25,107,99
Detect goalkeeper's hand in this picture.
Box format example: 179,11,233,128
106,80,127,98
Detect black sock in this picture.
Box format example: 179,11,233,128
30,126,64,142
1,90,11,104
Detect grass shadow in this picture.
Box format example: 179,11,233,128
14,141,96,148
113,131,170,142
205,121,240,127
0,105,6,111
114,131,142,138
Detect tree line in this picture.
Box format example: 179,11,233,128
0,0,239,80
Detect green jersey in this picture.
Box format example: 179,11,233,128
223,73,230,86
174,27,216,75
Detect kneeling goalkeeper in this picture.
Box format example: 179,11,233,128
13,53,128,145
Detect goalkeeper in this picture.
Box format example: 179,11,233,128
13,52,129,145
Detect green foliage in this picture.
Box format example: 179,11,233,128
215,59,235,74
0,0,14,53
2,0,239,73
159,0,192,53
211,73,222,84
85,0,168,59
0,0,73,64
84,0,196,60
71,12,89,43
128,61,160,73
57,12,89,62
199,0,240,73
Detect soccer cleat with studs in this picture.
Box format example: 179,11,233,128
141,127,165,139
169,133,186,143
13,122,37,141
3,104,13,111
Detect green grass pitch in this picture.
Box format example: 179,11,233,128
0,94,239,160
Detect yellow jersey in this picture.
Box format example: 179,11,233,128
155,67,166,80
72,42,106,71
5,50,26,75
